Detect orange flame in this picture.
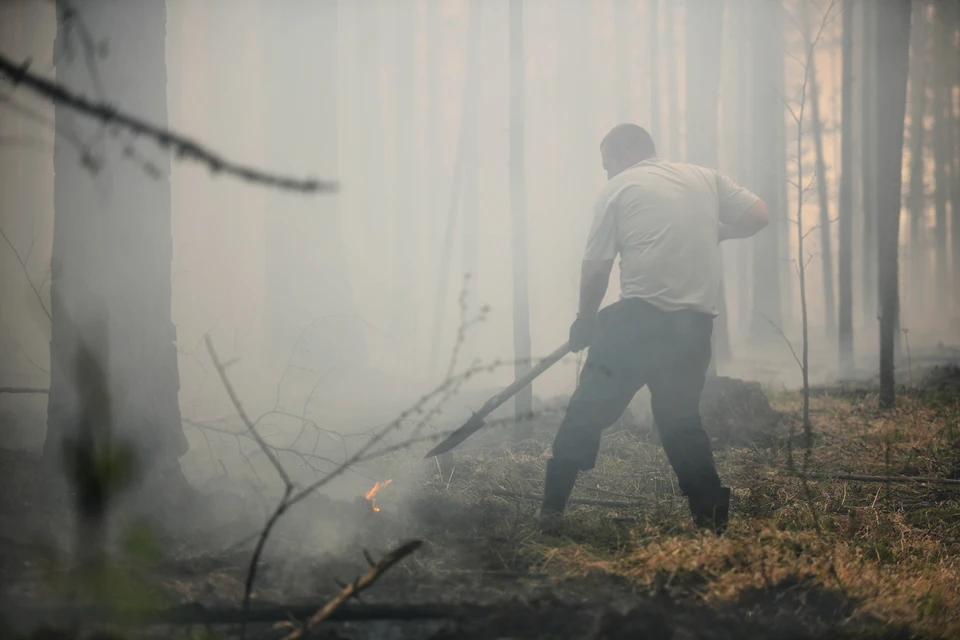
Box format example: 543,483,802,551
364,479,393,512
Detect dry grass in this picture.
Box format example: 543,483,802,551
403,381,960,638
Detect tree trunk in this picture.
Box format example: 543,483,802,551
427,0,481,377
875,0,912,410
262,2,366,375
860,0,878,326
426,0,442,265
614,0,631,123
663,0,680,159
685,0,730,367
932,1,950,313
649,0,660,143
906,0,928,315
749,0,783,340
462,0,482,312
510,0,533,437
47,2,185,482
390,1,419,363
838,0,855,376
803,5,837,340
733,0,753,329
951,2,960,308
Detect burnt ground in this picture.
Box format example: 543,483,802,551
2,368,960,639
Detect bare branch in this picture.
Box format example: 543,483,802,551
280,541,423,640
0,224,51,321
752,309,804,374
204,336,292,488
0,54,336,194
0,386,50,395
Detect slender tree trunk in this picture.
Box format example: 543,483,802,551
906,0,928,315
933,1,950,312
838,0,855,376
426,0,442,264
391,1,419,361
614,0,631,123
649,0,661,144
734,0,753,328
510,0,533,436
663,0,680,159
875,0,912,410
749,0,783,339
462,0,482,311
951,2,960,308
803,4,837,340
47,2,185,485
860,0,878,326
428,0,481,376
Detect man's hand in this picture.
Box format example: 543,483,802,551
569,314,598,352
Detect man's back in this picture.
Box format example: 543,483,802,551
583,158,759,315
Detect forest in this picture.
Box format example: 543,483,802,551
1,0,960,638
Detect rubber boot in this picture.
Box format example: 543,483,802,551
539,459,580,528
688,486,730,536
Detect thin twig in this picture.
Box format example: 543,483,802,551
0,224,51,321
280,541,423,639
0,54,335,194
205,336,291,488
788,472,960,486
0,386,50,394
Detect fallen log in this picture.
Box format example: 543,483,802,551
787,472,960,486
1,601,494,628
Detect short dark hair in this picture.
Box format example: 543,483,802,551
600,123,656,158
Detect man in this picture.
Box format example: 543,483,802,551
541,124,769,534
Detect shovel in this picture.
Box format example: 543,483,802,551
423,341,572,458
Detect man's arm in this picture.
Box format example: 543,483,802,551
578,259,615,318
719,199,770,241
569,258,614,352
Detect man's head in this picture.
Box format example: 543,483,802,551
600,124,657,179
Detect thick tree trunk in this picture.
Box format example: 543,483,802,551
749,0,783,340
510,0,533,437
47,3,185,482
262,2,366,373
838,0,855,375
685,0,730,367
875,0,912,410
906,0,928,315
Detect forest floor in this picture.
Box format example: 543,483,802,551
2,365,960,639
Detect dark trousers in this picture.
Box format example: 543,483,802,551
552,298,722,496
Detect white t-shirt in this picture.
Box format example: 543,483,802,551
583,158,759,316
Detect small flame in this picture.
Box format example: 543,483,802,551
365,479,393,512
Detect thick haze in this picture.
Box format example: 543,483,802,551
1,0,958,484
